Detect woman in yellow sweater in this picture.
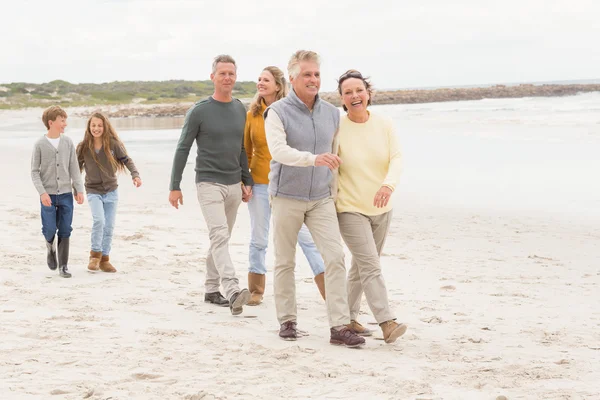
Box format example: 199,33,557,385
244,66,326,306
334,69,407,343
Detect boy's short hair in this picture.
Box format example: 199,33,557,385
42,106,68,129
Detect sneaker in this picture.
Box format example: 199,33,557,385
59,265,72,278
347,320,373,336
229,289,250,315
279,320,298,341
204,292,229,307
330,327,365,348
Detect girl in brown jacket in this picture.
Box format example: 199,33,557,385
77,113,141,273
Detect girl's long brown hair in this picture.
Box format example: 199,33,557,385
77,112,126,174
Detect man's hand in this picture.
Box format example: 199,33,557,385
133,177,142,187
315,153,342,170
373,186,393,208
169,190,184,209
75,192,84,205
40,193,52,207
242,185,253,203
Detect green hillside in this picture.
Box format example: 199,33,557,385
0,79,257,109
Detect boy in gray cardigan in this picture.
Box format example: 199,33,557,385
31,106,84,278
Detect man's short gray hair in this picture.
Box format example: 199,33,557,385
287,50,320,79
212,54,237,74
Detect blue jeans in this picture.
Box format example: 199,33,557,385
247,184,324,276
40,193,74,242
87,190,118,255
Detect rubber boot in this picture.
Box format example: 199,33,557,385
57,237,72,278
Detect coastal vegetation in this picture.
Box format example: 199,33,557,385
1,79,599,115
0,79,256,109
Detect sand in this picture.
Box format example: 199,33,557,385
0,107,598,399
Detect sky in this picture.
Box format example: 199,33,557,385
1,0,599,91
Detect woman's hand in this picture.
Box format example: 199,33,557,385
373,186,393,208
133,177,142,187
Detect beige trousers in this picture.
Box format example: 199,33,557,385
337,211,395,323
196,182,242,300
271,196,350,327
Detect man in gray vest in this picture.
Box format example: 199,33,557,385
169,54,253,316
265,50,365,347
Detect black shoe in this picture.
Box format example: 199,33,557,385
59,265,72,278
229,289,250,316
46,238,57,270
204,292,229,307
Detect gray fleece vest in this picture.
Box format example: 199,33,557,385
265,90,340,201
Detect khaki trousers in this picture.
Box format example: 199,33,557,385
271,196,350,327
196,182,242,300
337,211,395,323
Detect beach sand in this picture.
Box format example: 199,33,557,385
0,108,598,399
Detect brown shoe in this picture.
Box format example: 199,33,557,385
247,272,265,306
330,327,365,348
279,320,298,341
380,320,408,343
88,251,102,271
347,320,373,336
99,255,117,273
314,272,326,300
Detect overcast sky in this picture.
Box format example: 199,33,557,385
1,0,599,91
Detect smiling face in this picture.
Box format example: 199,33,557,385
89,117,104,138
290,60,320,101
211,62,237,95
257,69,278,99
340,77,370,114
48,116,67,134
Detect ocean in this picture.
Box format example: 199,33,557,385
2,92,599,220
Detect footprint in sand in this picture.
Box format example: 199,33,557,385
131,372,162,380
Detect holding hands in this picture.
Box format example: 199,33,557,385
242,185,253,202
315,153,342,170
373,186,393,208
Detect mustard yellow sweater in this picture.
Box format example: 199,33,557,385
244,101,271,184
335,111,402,215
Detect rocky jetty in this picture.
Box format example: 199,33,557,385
76,83,600,118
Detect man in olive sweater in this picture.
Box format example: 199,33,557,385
169,55,253,316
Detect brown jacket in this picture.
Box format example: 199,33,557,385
78,142,140,195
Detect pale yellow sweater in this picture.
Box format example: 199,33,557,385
334,111,402,216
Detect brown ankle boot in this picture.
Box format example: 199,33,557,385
314,272,326,300
247,272,265,306
380,320,408,343
88,251,102,271
99,255,117,273
346,320,373,336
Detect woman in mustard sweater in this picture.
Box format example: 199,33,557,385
244,66,326,305
334,69,407,343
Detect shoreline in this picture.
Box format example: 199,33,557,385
3,83,600,118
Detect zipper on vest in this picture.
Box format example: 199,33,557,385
309,113,317,200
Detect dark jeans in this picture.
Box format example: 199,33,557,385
40,193,74,242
